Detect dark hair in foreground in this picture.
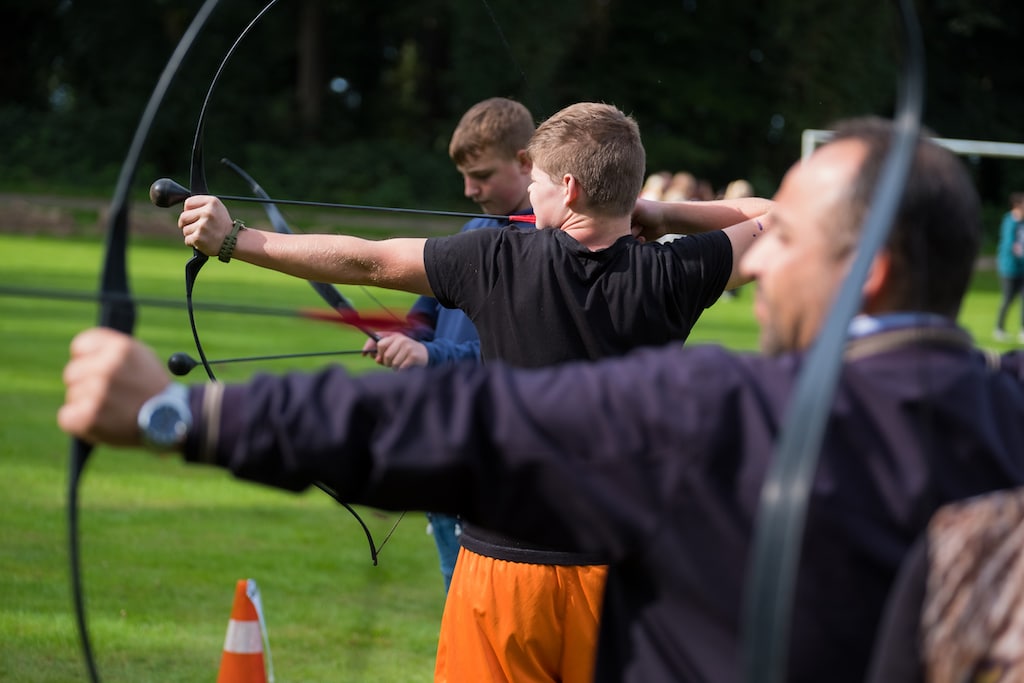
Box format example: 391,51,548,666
831,117,980,318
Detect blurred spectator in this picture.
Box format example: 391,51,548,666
639,171,672,200
994,192,1024,343
693,178,716,201
722,178,754,200
662,171,697,201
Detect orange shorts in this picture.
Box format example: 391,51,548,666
434,547,608,683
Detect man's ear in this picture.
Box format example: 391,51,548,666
862,249,893,312
515,149,532,172
564,174,580,207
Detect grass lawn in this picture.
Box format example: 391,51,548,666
0,231,1016,682
0,233,438,682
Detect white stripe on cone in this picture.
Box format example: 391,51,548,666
223,618,264,655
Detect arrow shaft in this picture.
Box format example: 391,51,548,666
214,193,535,222
0,285,385,325
207,348,365,366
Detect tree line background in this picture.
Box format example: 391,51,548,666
1,0,1022,218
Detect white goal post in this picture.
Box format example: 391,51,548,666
801,129,1024,162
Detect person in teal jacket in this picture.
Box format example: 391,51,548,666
994,192,1024,342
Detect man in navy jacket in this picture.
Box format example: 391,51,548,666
60,118,1024,682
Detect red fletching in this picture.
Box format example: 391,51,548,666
301,307,410,333
511,214,536,224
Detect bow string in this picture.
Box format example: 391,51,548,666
219,155,407,565
183,0,283,382
219,157,385,342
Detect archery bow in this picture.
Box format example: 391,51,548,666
69,2,222,681
219,155,407,564
183,0,284,382
165,0,389,562
740,1,926,681
150,176,536,224
219,157,384,341
167,0,548,565
172,0,537,377
167,348,366,375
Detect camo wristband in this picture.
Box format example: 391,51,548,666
218,219,246,263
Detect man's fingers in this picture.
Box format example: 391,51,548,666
59,328,169,448
178,196,231,256
367,333,426,369
363,330,394,357
57,402,95,443
373,334,398,366
390,347,410,369
182,194,209,211
62,330,117,441
59,362,107,442
69,327,119,357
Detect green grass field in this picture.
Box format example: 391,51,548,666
0,232,1018,682
1,234,438,682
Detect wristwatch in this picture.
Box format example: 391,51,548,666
137,383,193,451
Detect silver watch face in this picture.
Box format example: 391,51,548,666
139,384,192,451
147,404,189,448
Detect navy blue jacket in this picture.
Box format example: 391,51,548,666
185,327,1024,682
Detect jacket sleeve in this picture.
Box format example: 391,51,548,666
424,338,482,365
183,345,742,559
404,295,440,342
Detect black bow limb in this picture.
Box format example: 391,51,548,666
69,2,223,681
740,1,926,682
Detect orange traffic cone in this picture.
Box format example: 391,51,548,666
217,579,275,683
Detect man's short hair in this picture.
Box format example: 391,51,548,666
527,102,646,217
829,117,980,317
448,98,535,165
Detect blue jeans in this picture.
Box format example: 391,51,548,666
997,275,1024,330
426,512,461,593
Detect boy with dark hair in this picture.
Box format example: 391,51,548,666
364,97,535,594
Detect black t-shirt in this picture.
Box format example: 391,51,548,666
424,227,733,369
424,226,734,562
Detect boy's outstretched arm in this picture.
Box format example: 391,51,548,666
179,195,433,295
